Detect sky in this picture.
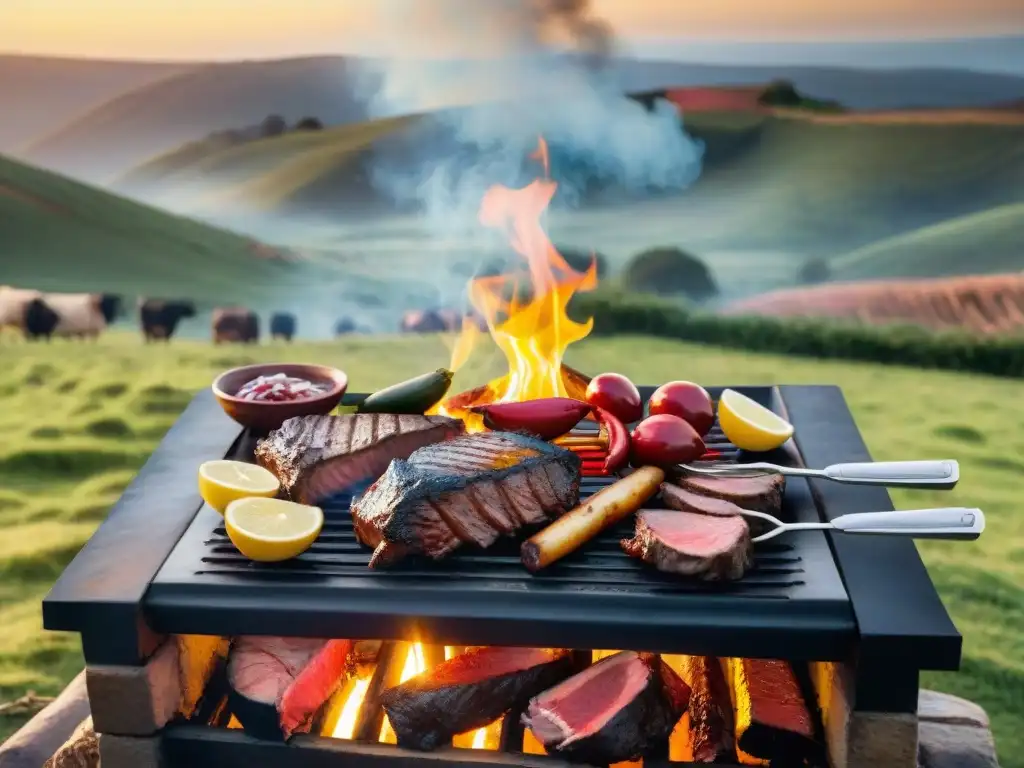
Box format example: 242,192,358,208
1,0,1023,61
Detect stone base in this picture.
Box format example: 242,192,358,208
917,690,999,768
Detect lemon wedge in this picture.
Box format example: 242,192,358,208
198,460,280,515
224,497,324,562
717,389,795,452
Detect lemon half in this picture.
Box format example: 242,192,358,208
198,460,280,515
718,389,795,453
224,497,324,562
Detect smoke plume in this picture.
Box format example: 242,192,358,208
354,0,704,295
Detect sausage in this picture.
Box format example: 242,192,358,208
520,466,665,572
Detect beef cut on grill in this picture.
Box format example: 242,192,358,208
683,656,737,764
621,510,752,581
351,431,581,568
660,482,769,536
255,413,464,503
380,647,575,751
667,472,785,515
522,651,691,764
726,657,820,764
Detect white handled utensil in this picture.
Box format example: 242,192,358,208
741,506,985,543
678,460,959,490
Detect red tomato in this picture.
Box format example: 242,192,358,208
648,381,715,437
630,414,706,468
585,373,643,424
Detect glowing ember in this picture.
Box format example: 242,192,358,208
329,676,370,740
431,137,598,430
379,643,427,744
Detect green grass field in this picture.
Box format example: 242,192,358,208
0,334,1020,765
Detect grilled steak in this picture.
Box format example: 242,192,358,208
523,651,690,764
684,656,736,763
352,431,581,568
621,510,752,581
668,472,785,515
727,657,820,764
660,482,769,536
381,647,575,751
227,637,352,740
256,413,464,503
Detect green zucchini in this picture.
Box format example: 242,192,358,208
357,368,454,415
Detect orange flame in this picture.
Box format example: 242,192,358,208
432,137,598,428
378,643,427,744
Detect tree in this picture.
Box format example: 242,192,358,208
261,114,288,137
798,257,831,285
623,247,718,301
295,116,324,131
758,80,803,108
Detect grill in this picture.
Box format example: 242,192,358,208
42,383,964,768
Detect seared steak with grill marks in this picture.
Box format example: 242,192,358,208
621,510,752,581
667,472,785,515
381,647,575,751
660,483,770,536
256,414,464,503
351,431,581,568
523,651,690,764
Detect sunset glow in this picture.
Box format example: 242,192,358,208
0,0,1019,60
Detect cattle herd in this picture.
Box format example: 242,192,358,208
0,285,487,344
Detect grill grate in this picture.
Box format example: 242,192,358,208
146,387,855,660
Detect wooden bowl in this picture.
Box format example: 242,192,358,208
212,363,348,432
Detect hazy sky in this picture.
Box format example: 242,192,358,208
2,0,1023,61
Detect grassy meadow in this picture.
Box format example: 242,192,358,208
0,333,1020,765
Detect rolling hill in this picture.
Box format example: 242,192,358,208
19,53,1024,185
830,203,1024,281
114,105,1024,260
0,55,192,153
724,273,1024,335
19,57,375,185
0,153,328,306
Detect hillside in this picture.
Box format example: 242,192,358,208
0,55,192,152
0,335,1020,767
831,203,1024,281
20,57,374,185
21,53,1024,185
0,153,324,306
724,273,1024,336
116,106,1024,258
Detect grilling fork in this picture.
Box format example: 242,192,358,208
742,506,985,543
676,459,959,490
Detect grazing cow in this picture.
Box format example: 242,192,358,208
44,293,122,339
0,288,121,340
138,298,196,342
212,308,259,344
270,312,297,342
22,298,60,341
334,317,357,336
400,309,459,334
0,286,41,336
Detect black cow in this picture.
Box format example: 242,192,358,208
212,308,259,344
139,298,196,342
270,312,297,342
22,298,60,341
334,317,357,336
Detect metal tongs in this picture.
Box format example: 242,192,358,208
678,459,959,490
745,506,985,543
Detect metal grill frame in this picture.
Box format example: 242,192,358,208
43,383,963,716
